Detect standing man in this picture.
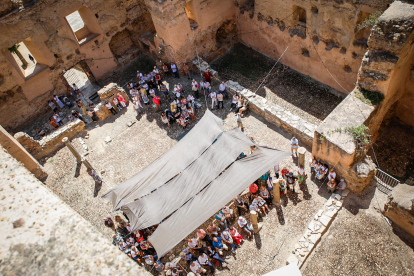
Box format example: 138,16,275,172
191,79,199,99
87,168,102,185
209,90,217,110
204,70,211,82
183,63,191,79
217,92,224,109
291,137,298,156
171,62,179,78
219,81,228,99
236,112,244,131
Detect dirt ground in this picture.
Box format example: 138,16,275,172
302,182,414,276
211,43,345,126
368,117,414,181
41,55,414,276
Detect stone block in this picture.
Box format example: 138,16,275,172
287,254,299,266
324,209,338,218
309,233,321,244
319,215,332,227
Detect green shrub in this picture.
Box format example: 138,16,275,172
355,88,384,106
357,11,383,31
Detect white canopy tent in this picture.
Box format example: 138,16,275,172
149,146,291,257
102,110,291,257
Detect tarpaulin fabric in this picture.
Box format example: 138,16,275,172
102,110,224,210
148,146,291,257
121,128,254,232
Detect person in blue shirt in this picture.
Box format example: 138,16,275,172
212,237,228,256
214,211,228,229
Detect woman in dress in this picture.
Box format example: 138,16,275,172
53,95,65,109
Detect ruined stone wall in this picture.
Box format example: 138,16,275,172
394,68,414,127
145,0,237,65
235,0,393,93
311,1,414,194
0,0,155,130
357,0,414,140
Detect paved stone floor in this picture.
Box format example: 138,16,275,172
42,70,414,275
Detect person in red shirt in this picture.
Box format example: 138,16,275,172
249,183,258,202
281,167,289,179
152,96,161,111
50,117,58,128
204,70,211,82
154,74,161,89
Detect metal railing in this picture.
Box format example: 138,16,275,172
375,169,400,194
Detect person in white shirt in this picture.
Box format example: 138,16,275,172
152,66,159,75
198,253,215,274
188,238,203,253
210,91,217,109
128,246,141,262
190,260,206,275
171,62,179,78
137,71,143,79
187,94,195,103
204,81,211,94
133,100,142,115
191,79,199,99
291,137,299,156
173,85,180,98
309,156,317,174
230,94,239,111
328,168,336,181
236,112,243,130
219,81,228,99
274,163,280,178
237,216,253,240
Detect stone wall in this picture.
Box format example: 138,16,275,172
312,90,377,194
383,184,414,237
357,0,414,140
145,0,238,65
0,145,150,275
95,83,129,120
226,81,316,148
15,119,85,160
0,0,155,130
311,1,414,194
236,0,393,93
0,125,47,180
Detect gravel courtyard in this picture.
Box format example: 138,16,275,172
41,61,414,276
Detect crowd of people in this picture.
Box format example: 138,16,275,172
42,83,100,137
123,63,250,131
